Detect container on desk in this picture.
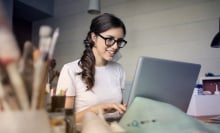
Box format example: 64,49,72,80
0,110,51,133
51,96,66,112
187,94,220,116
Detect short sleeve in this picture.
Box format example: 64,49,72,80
56,64,76,96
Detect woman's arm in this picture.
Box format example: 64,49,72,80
65,96,94,123
65,96,127,123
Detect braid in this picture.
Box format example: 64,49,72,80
78,32,95,90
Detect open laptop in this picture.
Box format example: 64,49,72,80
126,56,201,112
105,56,200,121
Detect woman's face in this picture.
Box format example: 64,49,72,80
92,27,125,66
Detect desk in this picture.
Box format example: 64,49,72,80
192,115,220,128
78,115,220,133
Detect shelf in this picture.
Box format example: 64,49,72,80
187,95,220,116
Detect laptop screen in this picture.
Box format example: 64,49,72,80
127,56,201,112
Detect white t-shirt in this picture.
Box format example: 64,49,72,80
56,59,126,112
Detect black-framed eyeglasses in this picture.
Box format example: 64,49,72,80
96,33,127,48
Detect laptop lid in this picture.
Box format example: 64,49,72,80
127,56,201,112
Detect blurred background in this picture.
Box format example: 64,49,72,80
2,0,220,83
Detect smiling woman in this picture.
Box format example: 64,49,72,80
56,13,128,123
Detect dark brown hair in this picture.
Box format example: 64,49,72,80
78,13,126,90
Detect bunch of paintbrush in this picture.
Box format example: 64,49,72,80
0,2,29,111
0,2,59,111
31,26,60,110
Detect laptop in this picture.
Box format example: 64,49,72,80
126,56,201,112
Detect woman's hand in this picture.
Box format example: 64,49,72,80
75,103,127,123
90,103,127,114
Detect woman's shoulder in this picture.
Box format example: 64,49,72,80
108,61,124,70
62,59,81,72
64,59,80,67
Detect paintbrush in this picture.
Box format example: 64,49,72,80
36,63,49,109
5,61,30,110
39,25,52,57
0,63,21,110
0,86,10,111
48,28,59,60
19,41,34,104
31,25,52,110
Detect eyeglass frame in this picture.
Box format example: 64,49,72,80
95,33,127,48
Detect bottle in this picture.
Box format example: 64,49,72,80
214,84,220,95
195,84,203,95
65,108,75,133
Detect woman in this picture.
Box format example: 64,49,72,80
56,13,127,123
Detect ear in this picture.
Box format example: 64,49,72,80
91,32,97,42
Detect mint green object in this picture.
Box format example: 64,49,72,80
119,97,220,133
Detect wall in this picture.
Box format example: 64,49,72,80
2,0,54,52
2,0,13,27
32,0,220,83
15,0,54,15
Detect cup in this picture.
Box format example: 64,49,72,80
51,96,66,112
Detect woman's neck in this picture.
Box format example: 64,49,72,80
95,58,107,66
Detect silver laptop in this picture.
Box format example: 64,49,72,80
127,56,201,112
